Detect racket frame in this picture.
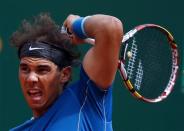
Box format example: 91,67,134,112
118,24,179,103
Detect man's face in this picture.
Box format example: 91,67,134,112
19,57,63,117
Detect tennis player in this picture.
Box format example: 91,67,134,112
10,13,123,131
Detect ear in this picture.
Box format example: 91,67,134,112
60,66,72,84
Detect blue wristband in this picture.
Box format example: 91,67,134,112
72,16,89,39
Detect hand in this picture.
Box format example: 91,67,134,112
63,14,86,44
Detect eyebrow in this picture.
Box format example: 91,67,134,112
37,65,50,68
19,63,51,67
19,63,27,67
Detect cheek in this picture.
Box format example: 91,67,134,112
50,71,61,85
19,73,27,88
43,79,61,106
45,75,61,95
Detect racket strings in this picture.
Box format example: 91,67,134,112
144,29,172,99
122,27,173,99
126,37,137,79
134,60,143,90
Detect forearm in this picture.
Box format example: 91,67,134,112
84,14,123,45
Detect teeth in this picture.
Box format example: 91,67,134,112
29,90,39,93
28,89,42,96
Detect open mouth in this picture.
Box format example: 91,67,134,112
27,89,43,101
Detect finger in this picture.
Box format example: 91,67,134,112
63,14,74,27
66,28,72,35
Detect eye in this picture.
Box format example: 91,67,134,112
36,65,51,75
19,64,30,73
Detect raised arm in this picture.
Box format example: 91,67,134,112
64,14,123,90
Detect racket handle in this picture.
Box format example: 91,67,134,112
84,34,126,45
61,26,95,45
84,38,95,45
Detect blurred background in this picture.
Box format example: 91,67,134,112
0,0,183,131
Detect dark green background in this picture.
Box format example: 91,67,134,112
0,0,183,131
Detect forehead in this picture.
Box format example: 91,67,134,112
20,57,56,66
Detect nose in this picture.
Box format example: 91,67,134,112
27,72,39,83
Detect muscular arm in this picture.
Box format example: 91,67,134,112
82,15,123,89
64,14,123,90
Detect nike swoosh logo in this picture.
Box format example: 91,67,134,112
29,46,44,51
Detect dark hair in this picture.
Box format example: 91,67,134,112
10,13,80,69
10,13,80,88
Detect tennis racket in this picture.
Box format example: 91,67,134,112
62,24,179,103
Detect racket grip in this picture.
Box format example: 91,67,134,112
61,25,95,45
84,38,95,45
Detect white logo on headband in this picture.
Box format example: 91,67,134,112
29,46,44,51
